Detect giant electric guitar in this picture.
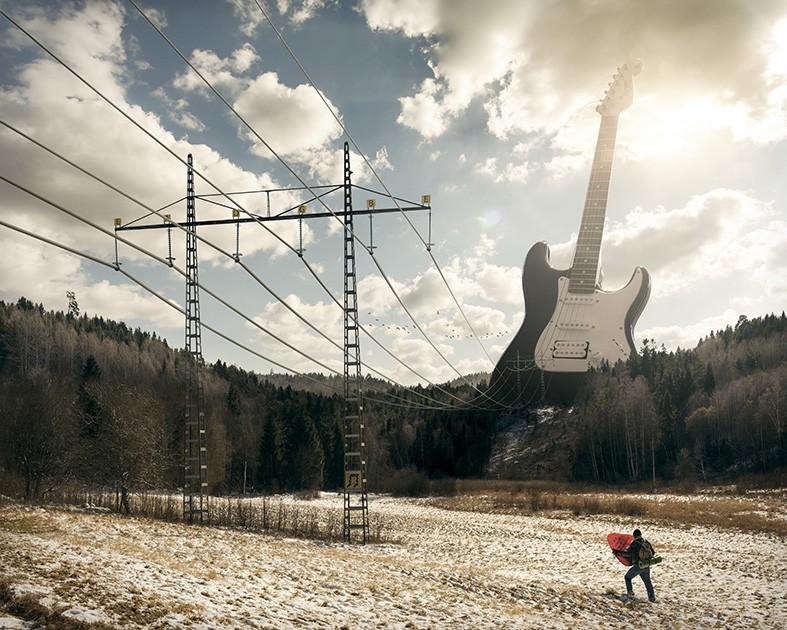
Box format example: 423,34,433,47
488,60,650,405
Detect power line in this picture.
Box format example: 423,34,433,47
0,5,509,410
0,217,344,391
0,126,487,412
0,171,481,410
125,0,497,403
252,0,498,370
0,217,498,411
0,7,473,407
0,173,339,372
0,15,495,409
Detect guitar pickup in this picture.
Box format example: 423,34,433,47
551,340,590,358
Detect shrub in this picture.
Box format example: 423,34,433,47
382,467,429,497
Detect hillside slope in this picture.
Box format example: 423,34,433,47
486,407,577,481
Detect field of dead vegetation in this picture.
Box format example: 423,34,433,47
1,488,785,628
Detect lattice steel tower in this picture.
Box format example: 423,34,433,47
112,147,432,534
342,142,369,543
183,153,209,523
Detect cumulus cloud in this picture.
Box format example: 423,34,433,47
227,0,329,34
3,0,129,102
601,189,776,298
277,0,329,25
397,78,451,138
234,72,343,160
247,293,344,373
473,156,532,184
638,309,743,351
360,0,440,37
173,44,260,97
0,1,311,335
354,233,518,379
225,0,266,36
0,220,182,329
171,41,344,172
152,87,206,132
362,0,787,163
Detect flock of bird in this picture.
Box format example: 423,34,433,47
366,312,510,339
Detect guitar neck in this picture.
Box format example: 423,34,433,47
569,114,619,294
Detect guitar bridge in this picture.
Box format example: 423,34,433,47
556,322,594,331
551,340,590,359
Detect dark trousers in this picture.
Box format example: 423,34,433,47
625,564,655,599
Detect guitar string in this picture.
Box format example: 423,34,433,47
581,116,618,367
536,114,617,376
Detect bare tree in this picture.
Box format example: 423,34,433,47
0,370,77,502
81,382,171,514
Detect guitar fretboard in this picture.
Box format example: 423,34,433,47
569,114,619,294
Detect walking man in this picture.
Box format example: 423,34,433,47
614,528,656,602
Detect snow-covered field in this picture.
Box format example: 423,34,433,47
1,493,786,628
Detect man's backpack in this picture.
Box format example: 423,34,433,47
638,540,655,562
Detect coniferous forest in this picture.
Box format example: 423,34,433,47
0,297,784,504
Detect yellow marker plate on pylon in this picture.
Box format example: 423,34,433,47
344,471,362,491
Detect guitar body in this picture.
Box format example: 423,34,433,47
489,241,578,405
488,241,650,405
534,262,651,373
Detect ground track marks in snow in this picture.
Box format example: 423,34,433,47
1,493,785,628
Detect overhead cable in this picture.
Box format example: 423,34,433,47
0,6,502,410
127,0,496,402
0,170,477,410
0,29,478,411
252,0,498,370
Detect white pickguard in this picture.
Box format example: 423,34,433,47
534,268,647,373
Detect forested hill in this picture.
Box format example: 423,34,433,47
0,298,785,503
529,313,786,484
0,298,493,501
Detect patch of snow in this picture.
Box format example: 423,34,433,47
0,616,30,629
1,494,785,628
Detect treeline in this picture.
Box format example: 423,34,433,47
571,313,787,484
0,298,492,503
1,298,783,503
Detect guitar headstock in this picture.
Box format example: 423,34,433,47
596,59,642,116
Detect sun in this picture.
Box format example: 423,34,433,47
620,92,744,163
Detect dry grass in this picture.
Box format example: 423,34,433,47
427,479,787,537
0,577,114,629
643,496,787,536
0,510,58,534
19,481,787,544
40,488,394,544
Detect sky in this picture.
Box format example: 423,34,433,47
1,0,786,388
